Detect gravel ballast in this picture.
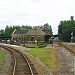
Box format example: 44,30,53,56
53,43,75,75
0,48,12,75
0,43,75,75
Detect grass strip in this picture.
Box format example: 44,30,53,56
25,48,57,71
25,43,47,48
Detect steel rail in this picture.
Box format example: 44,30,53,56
0,45,16,75
7,46,34,75
0,45,34,75
13,53,16,75
56,42,75,54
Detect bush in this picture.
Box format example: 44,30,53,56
73,37,75,42
10,40,14,44
38,43,47,48
25,43,47,48
10,40,20,45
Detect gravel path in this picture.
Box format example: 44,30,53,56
53,44,75,75
0,48,12,75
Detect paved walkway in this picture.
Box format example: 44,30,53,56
0,43,30,50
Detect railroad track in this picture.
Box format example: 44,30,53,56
0,45,37,75
55,41,75,54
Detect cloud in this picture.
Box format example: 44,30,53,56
0,0,74,34
28,0,44,3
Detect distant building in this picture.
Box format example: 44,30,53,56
11,30,29,43
27,27,46,42
11,27,46,43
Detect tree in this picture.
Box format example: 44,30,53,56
58,16,75,42
21,25,32,30
40,23,52,35
3,25,32,37
35,36,42,43
5,25,13,37
0,29,5,41
0,30,5,36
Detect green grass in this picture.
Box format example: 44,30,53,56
25,43,47,48
0,48,3,69
27,44,38,48
25,48,57,71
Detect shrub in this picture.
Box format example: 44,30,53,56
38,43,47,48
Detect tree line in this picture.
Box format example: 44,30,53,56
0,23,52,37
58,16,75,42
1,16,74,42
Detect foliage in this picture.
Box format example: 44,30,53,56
44,23,52,34
39,23,52,35
22,25,32,30
73,37,75,42
0,25,32,37
0,30,6,36
0,23,52,41
37,43,47,48
25,48,57,70
25,43,47,48
10,40,15,44
58,16,75,42
35,36,42,43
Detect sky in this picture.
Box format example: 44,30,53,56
0,0,74,34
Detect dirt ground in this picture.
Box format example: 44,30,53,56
0,43,75,75
0,48,13,75
53,43,75,75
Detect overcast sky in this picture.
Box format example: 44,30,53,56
0,0,74,34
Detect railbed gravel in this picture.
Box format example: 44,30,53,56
53,44,75,75
1,43,75,75
0,44,52,75
0,48,13,75
12,46,52,75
